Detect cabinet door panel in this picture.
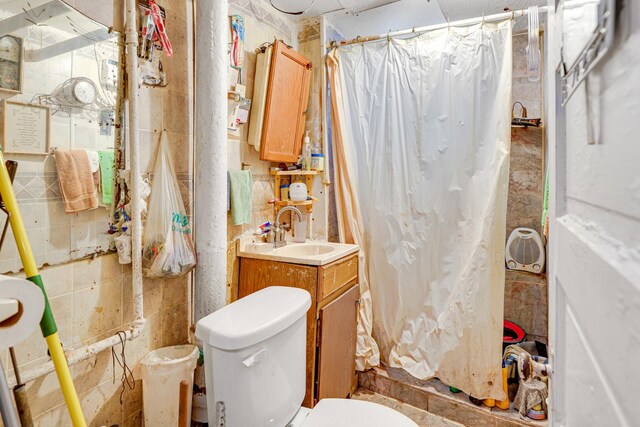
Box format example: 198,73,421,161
316,283,359,401
260,40,312,162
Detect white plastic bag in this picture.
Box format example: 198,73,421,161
142,132,196,278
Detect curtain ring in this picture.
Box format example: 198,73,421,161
387,30,391,42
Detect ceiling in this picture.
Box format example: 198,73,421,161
437,0,547,31
270,0,547,36
321,0,445,39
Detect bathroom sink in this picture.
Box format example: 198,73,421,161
237,241,358,266
276,244,335,256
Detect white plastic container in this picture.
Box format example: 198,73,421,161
311,153,324,171
139,345,199,427
195,287,311,427
289,181,307,202
293,218,307,243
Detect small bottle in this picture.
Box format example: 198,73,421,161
280,183,290,200
303,131,312,171
496,361,510,410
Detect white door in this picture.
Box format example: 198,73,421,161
547,0,640,425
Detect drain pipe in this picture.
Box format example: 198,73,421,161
194,0,228,321
124,0,145,339
8,0,145,387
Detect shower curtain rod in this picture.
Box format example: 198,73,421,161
327,6,549,48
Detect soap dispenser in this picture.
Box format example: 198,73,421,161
303,131,312,171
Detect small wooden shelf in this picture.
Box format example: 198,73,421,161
271,169,319,176
275,196,318,208
272,170,319,213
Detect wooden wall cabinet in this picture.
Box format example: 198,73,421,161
238,253,359,407
259,40,312,162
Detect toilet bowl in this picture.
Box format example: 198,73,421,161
288,398,417,426
196,286,417,427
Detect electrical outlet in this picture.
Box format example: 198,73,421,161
100,110,114,136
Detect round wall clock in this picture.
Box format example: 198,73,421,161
71,79,97,105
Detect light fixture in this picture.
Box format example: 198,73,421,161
269,0,316,15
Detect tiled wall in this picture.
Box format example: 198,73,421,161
0,18,119,271
504,269,548,343
513,32,543,119
323,19,346,243
298,18,328,240
226,0,299,303
505,126,547,343
505,35,548,343
0,0,194,425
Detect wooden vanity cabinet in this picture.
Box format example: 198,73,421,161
238,252,359,407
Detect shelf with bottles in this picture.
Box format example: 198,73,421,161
272,169,319,214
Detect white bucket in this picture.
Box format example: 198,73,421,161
139,345,199,426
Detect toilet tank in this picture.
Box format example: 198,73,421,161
196,287,311,427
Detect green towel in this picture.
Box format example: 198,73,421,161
98,150,115,205
228,170,252,225
541,167,549,228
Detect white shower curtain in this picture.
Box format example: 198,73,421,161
328,21,512,399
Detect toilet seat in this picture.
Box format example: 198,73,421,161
300,399,418,427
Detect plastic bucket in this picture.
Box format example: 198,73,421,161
140,344,199,426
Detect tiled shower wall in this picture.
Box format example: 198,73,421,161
505,33,548,344
0,0,194,425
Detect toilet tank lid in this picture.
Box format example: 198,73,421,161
195,287,311,350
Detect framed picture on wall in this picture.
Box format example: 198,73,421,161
1,100,50,155
0,34,23,94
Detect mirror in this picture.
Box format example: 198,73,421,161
0,0,122,272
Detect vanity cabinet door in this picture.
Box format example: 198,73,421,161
316,283,359,401
259,40,312,162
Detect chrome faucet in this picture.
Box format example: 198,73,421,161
272,206,303,248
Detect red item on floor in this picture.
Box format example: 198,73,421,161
503,320,526,345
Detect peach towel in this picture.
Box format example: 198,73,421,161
54,150,98,212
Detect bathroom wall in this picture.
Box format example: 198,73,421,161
503,33,548,344
0,8,119,271
298,17,328,240
512,32,543,119
226,0,300,303
0,0,194,425
323,18,346,243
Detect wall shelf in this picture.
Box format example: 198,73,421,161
270,169,318,176
275,196,318,209
272,170,320,214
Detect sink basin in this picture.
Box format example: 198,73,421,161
276,244,335,256
237,241,359,266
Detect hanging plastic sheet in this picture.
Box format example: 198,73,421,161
328,20,512,399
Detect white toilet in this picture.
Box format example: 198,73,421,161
196,286,417,427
